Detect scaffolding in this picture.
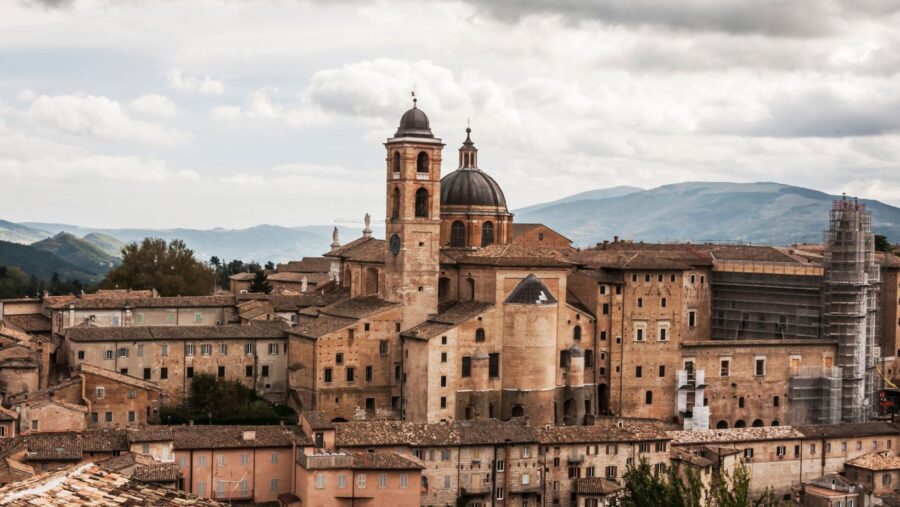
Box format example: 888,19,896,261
788,365,843,425
823,197,881,422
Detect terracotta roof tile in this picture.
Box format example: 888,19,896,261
127,426,173,443
575,477,623,495
172,425,304,450
846,450,900,471
2,314,51,333
46,294,235,310
25,433,83,461
539,424,668,444
335,419,538,447
65,321,287,342
301,411,336,430
276,257,334,273
402,302,493,340
667,426,804,445
0,463,224,506
319,296,400,320
796,422,900,439
289,314,357,339
81,429,129,453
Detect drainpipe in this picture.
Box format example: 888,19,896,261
78,374,91,425
503,440,510,507
490,445,497,507
291,439,297,494
456,444,461,502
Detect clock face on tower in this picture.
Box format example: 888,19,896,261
390,234,401,256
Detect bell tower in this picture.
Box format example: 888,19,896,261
384,97,443,329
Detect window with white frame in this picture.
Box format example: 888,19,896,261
720,358,731,377
245,343,254,355
201,344,212,356
315,474,325,489
220,343,228,355
358,474,366,488
755,356,766,376
185,344,195,356
635,322,647,342
338,474,346,488
658,321,669,341
400,473,408,488
268,343,279,355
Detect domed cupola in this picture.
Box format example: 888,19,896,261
439,126,514,249
394,97,434,138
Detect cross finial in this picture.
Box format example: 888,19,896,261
411,89,417,108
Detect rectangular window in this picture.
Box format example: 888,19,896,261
755,358,766,376
117,347,128,357
602,303,609,315
358,474,366,489
315,474,325,489
186,367,194,378
338,474,346,489
142,367,151,380
128,411,135,423
270,478,279,492
380,473,388,488
688,310,696,328
201,344,212,356
135,313,144,324
198,455,207,466
346,367,355,382
379,340,389,355
197,480,206,496
659,365,665,377
105,412,112,422
324,368,332,383
366,365,373,382
661,297,667,307
96,386,105,399
639,443,650,453
268,343,279,355
260,365,269,377
245,343,254,355
220,343,228,355
137,344,143,357
496,487,504,500
218,366,225,378
185,344,195,356
720,359,731,377
635,366,642,378
488,353,500,378
606,466,617,479
462,357,472,377
441,352,447,363
160,367,168,379
105,349,114,360
241,453,249,465
160,344,168,357
440,397,447,409
400,473,409,488
194,312,202,323
776,446,786,457
636,328,644,341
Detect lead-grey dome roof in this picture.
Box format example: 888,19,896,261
440,168,508,209
394,106,434,138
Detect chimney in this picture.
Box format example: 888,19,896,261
301,276,308,293
613,236,619,243
242,430,256,441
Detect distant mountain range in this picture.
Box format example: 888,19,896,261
514,182,900,246
2,181,898,285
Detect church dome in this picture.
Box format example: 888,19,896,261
440,168,508,209
394,106,434,138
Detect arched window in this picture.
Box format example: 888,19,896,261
450,220,466,247
734,420,746,428
416,152,429,174
771,420,780,426
464,153,469,167
481,221,494,247
573,325,582,341
716,420,728,429
415,188,429,218
511,405,524,418
391,187,400,219
752,419,764,427
392,151,401,173
475,328,486,342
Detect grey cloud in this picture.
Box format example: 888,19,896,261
457,0,900,37
21,0,74,8
704,90,900,138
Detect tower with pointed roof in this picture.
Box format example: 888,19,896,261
383,97,443,329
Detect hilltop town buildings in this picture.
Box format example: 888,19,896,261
0,103,898,505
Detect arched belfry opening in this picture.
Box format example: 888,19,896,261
416,152,429,174
391,187,400,219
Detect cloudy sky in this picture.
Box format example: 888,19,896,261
2,0,900,229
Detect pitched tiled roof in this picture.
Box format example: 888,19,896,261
237,292,346,311
797,422,900,439
276,257,334,273
539,424,669,444
2,314,51,333
302,451,424,470
81,429,129,453
302,411,336,430
133,462,181,482
335,419,539,447
568,249,713,270
456,244,574,268
172,425,304,450
229,272,256,281
575,477,623,496
319,296,400,320
289,314,357,339
65,321,287,342
46,294,235,310
846,450,900,471
79,364,163,392
327,237,385,263
127,426,173,443
25,433,83,461
0,357,37,369
667,426,804,445
402,301,493,340
0,463,224,506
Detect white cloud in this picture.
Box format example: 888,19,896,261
25,93,192,146
221,173,266,186
167,68,225,95
0,154,199,182
210,105,242,121
129,93,177,117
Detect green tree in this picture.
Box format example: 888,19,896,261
265,261,275,270
0,266,29,298
249,268,272,294
875,234,892,253
101,238,215,296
